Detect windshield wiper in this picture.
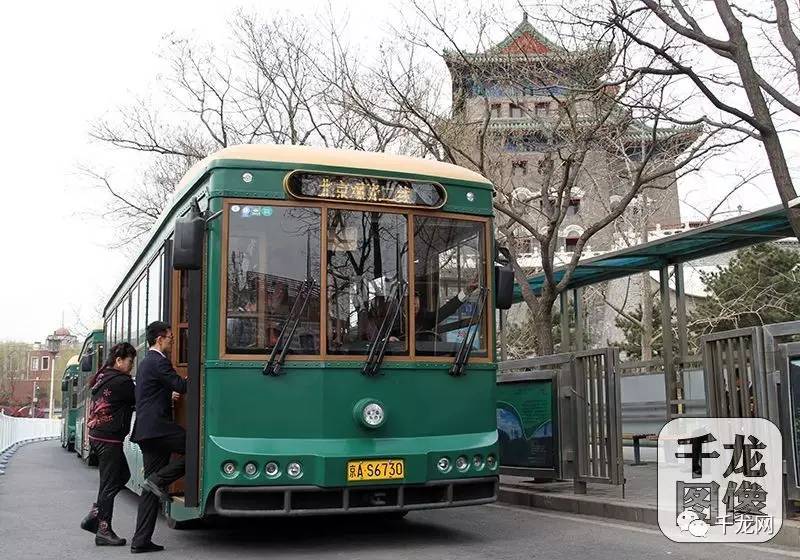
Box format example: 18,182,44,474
362,280,408,377
449,287,488,377
263,279,315,376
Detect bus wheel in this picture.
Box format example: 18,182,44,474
167,517,203,530
67,441,75,452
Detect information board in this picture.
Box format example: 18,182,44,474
496,379,556,469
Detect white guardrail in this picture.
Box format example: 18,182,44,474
0,412,61,455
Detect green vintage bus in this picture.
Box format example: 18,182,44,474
74,329,105,465
102,144,512,526
60,358,80,451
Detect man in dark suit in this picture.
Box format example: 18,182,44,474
130,321,187,554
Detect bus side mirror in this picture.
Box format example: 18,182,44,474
173,201,204,270
80,354,93,372
495,264,514,310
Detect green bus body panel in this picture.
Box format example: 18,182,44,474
201,366,497,486
61,364,80,447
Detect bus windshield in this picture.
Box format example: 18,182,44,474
327,209,408,355
413,217,487,357
224,202,487,358
226,204,321,355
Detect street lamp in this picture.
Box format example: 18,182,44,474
45,336,61,419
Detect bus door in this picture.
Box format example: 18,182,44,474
169,265,202,506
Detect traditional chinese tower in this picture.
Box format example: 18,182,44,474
443,14,685,256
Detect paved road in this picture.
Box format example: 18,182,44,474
1,441,798,560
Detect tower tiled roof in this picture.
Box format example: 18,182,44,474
486,13,563,55
443,14,607,66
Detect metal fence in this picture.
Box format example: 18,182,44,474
0,412,61,455
497,348,623,489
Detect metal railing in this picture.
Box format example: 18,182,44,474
497,348,623,490
0,412,61,455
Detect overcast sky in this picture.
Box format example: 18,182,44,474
0,0,797,342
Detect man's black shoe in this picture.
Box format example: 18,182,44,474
130,542,165,554
142,479,172,503
80,506,98,534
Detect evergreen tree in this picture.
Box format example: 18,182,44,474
691,244,800,334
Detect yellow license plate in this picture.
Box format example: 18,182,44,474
347,459,405,482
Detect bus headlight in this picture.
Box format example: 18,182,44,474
486,454,497,470
363,403,385,427
455,455,469,472
265,462,280,478
353,399,386,429
222,461,237,476
437,457,451,473
473,455,484,470
244,462,258,477
287,462,303,479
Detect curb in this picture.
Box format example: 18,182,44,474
498,484,800,548
0,437,58,475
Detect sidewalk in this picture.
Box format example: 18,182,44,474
498,460,800,547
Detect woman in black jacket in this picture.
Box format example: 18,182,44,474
79,342,136,546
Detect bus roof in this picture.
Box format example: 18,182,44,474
175,145,494,194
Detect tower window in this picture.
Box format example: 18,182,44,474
565,237,579,252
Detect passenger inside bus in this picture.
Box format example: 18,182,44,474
413,216,487,356
413,279,478,341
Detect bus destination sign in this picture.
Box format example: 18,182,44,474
285,171,446,208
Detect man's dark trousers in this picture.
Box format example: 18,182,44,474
130,432,185,547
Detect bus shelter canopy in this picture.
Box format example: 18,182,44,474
520,204,794,297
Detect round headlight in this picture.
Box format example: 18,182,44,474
354,398,387,429
287,462,303,479
244,462,258,477
455,455,469,472
473,454,484,470
437,457,451,473
265,461,280,478
242,172,254,183
363,403,385,427
486,454,497,470
222,461,237,476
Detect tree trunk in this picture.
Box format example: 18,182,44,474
536,303,555,355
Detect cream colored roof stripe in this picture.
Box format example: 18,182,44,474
177,144,493,193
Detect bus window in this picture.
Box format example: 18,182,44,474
413,217,487,357
327,210,408,355
225,205,321,355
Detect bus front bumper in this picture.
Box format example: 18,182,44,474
207,476,497,517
